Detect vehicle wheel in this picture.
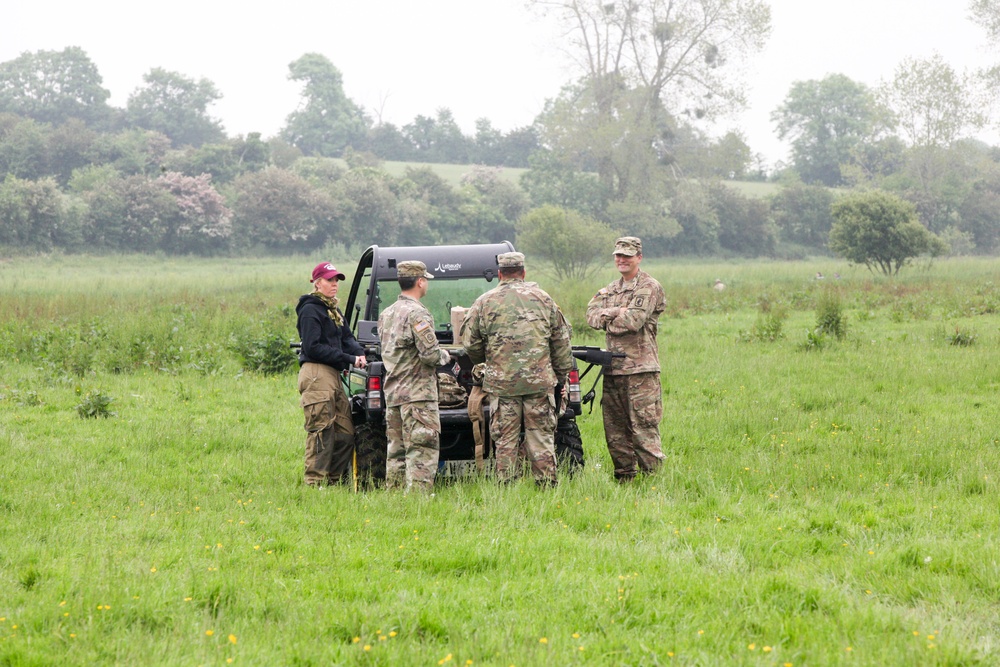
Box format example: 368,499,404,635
354,420,387,489
554,416,584,473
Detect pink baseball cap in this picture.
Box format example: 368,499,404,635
311,262,346,282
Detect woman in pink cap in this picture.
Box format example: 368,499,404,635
295,262,367,487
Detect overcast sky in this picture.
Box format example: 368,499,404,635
6,0,997,166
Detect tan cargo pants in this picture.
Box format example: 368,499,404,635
298,362,355,486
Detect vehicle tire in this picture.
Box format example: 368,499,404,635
354,420,387,489
554,416,584,473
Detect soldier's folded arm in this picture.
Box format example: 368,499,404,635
585,305,614,330
585,290,614,330
606,292,656,335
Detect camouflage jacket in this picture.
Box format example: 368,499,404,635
461,277,573,396
378,295,451,407
585,269,666,375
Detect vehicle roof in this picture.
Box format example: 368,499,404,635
364,242,515,280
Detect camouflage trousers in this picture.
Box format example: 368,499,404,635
489,391,558,485
386,400,440,492
602,372,665,481
298,363,355,486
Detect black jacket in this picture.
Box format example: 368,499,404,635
296,294,365,370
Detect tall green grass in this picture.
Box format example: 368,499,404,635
2,254,1000,665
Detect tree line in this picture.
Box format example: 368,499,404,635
0,47,540,169
4,1,1000,270
0,40,774,262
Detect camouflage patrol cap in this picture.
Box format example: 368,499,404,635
397,260,434,279
613,236,642,256
497,252,525,269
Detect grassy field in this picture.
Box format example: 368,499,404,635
2,253,1000,666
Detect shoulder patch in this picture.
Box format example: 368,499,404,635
631,288,652,309
413,320,431,333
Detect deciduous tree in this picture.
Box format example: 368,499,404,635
770,182,836,250
662,180,717,255
0,175,63,250
970,0,1000,43
880,54,987,148
368,122,412,161
661,124,753,179
516,205,617,279
402,166,465,241
529,0,770,196
458,166,529,243
164,133,270,184
155,172,232,254
709,182,775,256
497,125,541,168
772,74,886,186
332,167,434,246
520,151,607,219
472,118,504,165
281,54,368,157
829,189,946,275
126,68,225,148
291,156,346,190
91,129,171,176
531,0,770,119
0,113,49,180
48,118,98,186
402,109,473,164
229,167,339,252
82,174,177,251
957,162,1000,253
0,47,111,127
882,140,986,233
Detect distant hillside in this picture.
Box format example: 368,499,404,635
377,160,780,198
720,180,780,199
379,161,525,187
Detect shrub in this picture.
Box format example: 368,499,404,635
815,290,848,339
947,327,977,347
740,302,787,343
229,330,297,375
75,389,116,418
798,329,827,351
516,205,617,280
829,189,947,275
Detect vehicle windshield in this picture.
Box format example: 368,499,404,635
357,276,498,343
374,276,497,344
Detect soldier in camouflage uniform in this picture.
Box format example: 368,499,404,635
461,252,573,486
378,260,452,492
586,237,667,482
